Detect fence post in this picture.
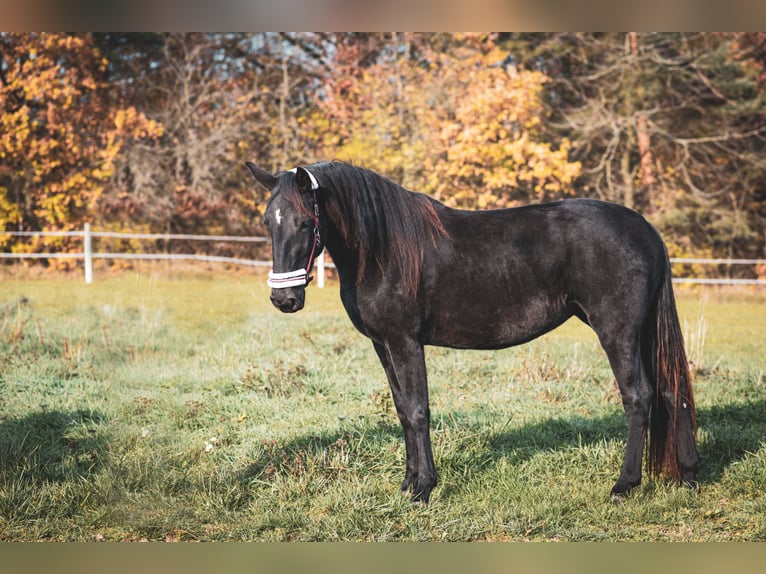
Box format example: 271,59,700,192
317,250,325,288
84,222,93,284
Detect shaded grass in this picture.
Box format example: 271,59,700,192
0,271,765,540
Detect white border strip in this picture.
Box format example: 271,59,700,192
287,167,319,190
267,269,308,288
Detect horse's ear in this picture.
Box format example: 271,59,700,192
294,166,316,194
244,162,277,190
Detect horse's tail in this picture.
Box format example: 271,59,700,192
645,259,698,480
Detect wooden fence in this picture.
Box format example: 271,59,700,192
2,226,764,287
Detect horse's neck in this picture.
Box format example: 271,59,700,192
324,218,360,287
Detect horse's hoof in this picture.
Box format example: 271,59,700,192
610,492,627,504
682,479,700,491
410,488,431,506
610,480,637,503
400,476,416,494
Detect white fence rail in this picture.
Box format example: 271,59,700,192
1,226,764,287
1,225,328,288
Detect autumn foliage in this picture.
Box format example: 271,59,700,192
0,33,161,260
315,34,580,209
1,33,765,271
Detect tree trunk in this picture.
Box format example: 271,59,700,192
629,32,657,212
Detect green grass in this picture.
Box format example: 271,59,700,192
1,270,765,541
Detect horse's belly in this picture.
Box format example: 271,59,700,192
425,298,571,350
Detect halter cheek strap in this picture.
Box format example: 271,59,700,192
288,167,319,190
267,167,321,290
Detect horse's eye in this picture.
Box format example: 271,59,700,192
299,220,311,230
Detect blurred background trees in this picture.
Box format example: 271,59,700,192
2,32,765,266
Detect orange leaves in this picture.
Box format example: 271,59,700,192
100,107,164,181
112,107,164,139
316,34,581,209
0,33,164,236
422,51,579,206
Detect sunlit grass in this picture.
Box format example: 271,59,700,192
1,269,764,540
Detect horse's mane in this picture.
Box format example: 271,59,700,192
304,161,448,296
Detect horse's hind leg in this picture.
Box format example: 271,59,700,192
676,408,699,488
599,330,653,500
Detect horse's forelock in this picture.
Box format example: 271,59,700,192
268,172,315,219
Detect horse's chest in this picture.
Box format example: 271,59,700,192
339,286,422,343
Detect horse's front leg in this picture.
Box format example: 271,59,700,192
373,343,418,493
373,339,436,504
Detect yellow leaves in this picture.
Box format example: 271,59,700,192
111,107,164,155
98,109,163,186
0,33,168,234
0,187,22,231
317,35,580,209
113,108,130,131
437,59,579,205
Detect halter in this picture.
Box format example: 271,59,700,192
267,168,321,289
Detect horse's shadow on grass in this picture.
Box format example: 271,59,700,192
0,409,108,482
238,399,766,498
445,399,764,495
695,398,766,483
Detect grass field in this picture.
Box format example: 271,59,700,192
1,268,764,541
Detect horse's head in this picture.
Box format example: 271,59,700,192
245,162,323,313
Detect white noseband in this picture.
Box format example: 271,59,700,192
267,269,309,289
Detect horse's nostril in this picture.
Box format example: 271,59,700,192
270,292,302,313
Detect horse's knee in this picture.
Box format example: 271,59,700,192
621,390,651,419
400,405,430,431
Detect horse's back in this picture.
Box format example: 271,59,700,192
437,198,665,283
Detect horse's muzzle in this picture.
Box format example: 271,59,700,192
270,287,305,313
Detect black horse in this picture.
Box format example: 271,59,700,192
245,160,699,504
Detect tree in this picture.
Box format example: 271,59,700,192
314,33,581,209
0,33,161,259
94,33,330,246
505,32,766,263
4,33,763,272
